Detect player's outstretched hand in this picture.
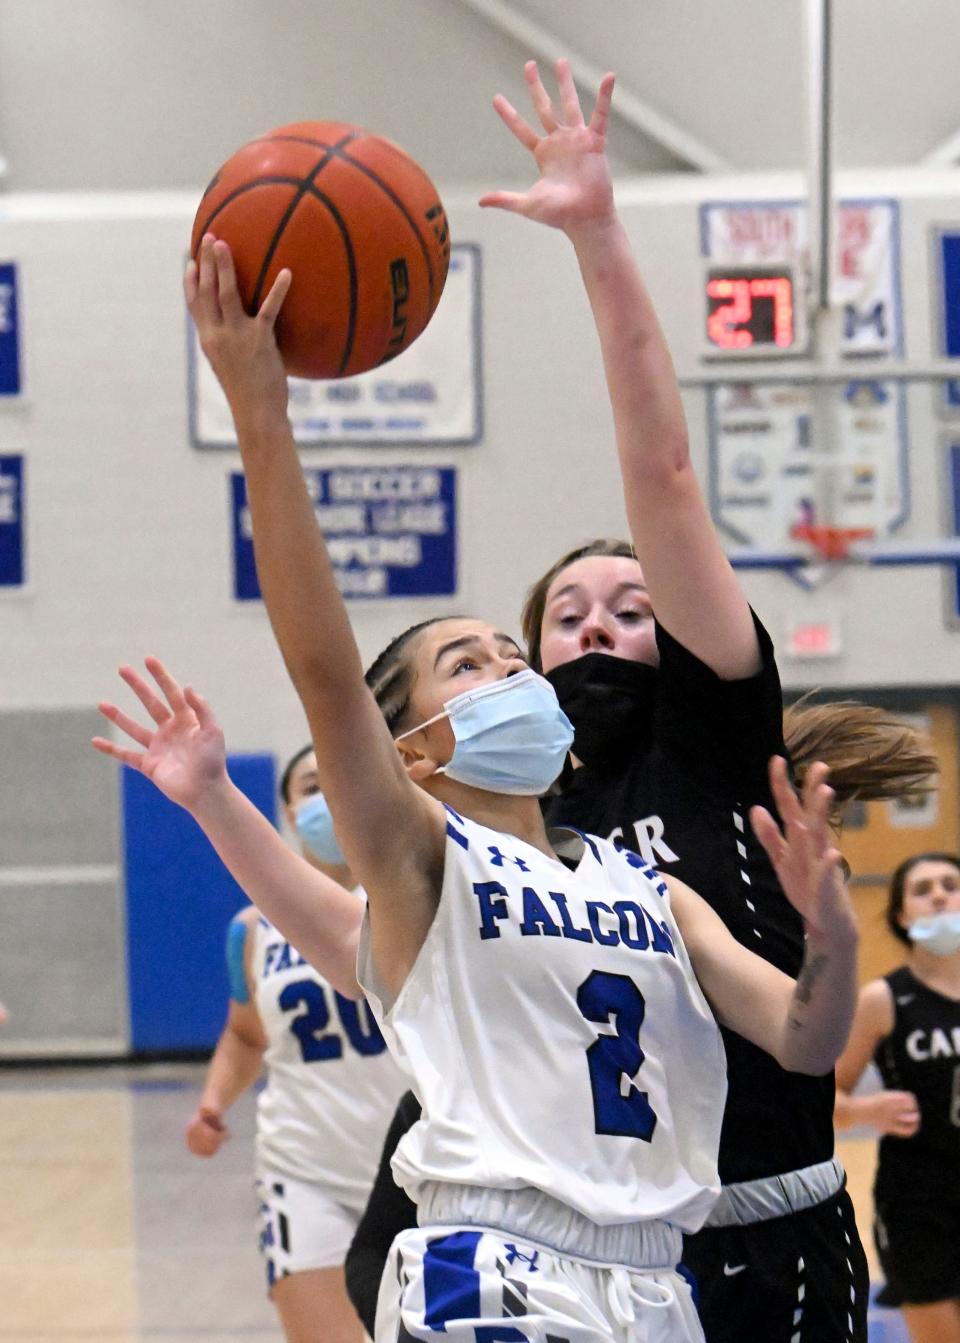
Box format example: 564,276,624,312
750,757,857,944
480,58,616,233
185,1106,230,1157
185,233,291,425
92,657,228,814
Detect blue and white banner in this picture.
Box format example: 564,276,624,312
231,466,457,601
0,454,24,587
193,245,481,447
0,263,22,397
935,230,960,412
703,199,906,586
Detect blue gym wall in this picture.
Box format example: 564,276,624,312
122,753,277,1053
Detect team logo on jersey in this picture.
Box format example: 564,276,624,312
502,1244,540,1272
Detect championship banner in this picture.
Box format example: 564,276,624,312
192,245,481,448
703,200,906,586
0,454,25,588
231,466,456,600
0,263,22,397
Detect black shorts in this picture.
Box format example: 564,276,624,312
681,1189,868,1343
875,1194,960,1306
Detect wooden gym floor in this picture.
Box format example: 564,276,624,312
0,1063,908,1343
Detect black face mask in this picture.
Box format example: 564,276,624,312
545,652,658,770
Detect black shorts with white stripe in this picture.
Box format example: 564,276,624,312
681,1189,868,1343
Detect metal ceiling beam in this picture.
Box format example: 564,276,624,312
455,0,733,173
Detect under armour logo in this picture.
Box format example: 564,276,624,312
503,1244,539,1271
488,846,530,873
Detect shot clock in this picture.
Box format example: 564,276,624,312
703,265,808,358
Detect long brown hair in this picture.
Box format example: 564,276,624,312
784,695,939,819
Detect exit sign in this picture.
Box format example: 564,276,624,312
786,619,842,659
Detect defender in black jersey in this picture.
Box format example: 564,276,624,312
837,853,960,1343
539,604,867,1343
481,57,869,1343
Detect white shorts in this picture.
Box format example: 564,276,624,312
255,1167,360,1290
376,1226,705,1343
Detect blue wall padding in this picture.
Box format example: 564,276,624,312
123,754,277,1052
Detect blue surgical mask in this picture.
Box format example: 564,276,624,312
295,792,346,866
396,669,574,796
908,911,960,957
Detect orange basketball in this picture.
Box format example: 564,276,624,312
191,121,450,380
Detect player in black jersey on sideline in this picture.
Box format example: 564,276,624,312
836,853,960,1343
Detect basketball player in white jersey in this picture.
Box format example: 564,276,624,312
188,746,405,1342
174,228,860,1342
92,699,405,1343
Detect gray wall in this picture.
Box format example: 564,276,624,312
1,1,960,191
2,1,960,1056
1,168,958,759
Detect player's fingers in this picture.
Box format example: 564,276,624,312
524,59,558,131
96,700,153,748
478,190,529,214
183,686,218,731
749,803,787,867
768,755,805,830
258,267,292,325
183,258,199,308
213,240,246,322
801,759,831,814
118,664,173,725
554,57,584,127
144,656,189,714
490,94,540,151
589,72,616,139
804,778,835,849
195,234,220,317
91,736,146,771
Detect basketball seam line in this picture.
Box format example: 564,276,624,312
307,188,359,378
336,145,439,303
194,177,310,243
249,131,361,317
242,133,441,303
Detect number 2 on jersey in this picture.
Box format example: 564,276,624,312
577,970,657,1141
279,979,387,1063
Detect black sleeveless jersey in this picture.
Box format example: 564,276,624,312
546,613,835,1184
874,965,960,1200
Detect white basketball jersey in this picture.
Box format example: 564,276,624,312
359,807,726,1233
251,912,406,1208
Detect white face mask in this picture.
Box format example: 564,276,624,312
908,911,960,957
396,669,574,796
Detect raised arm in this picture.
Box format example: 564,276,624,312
481,59,759,679
670,758,858,1074
184,239,446,982
834,979,919,1137
93,659,365,997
